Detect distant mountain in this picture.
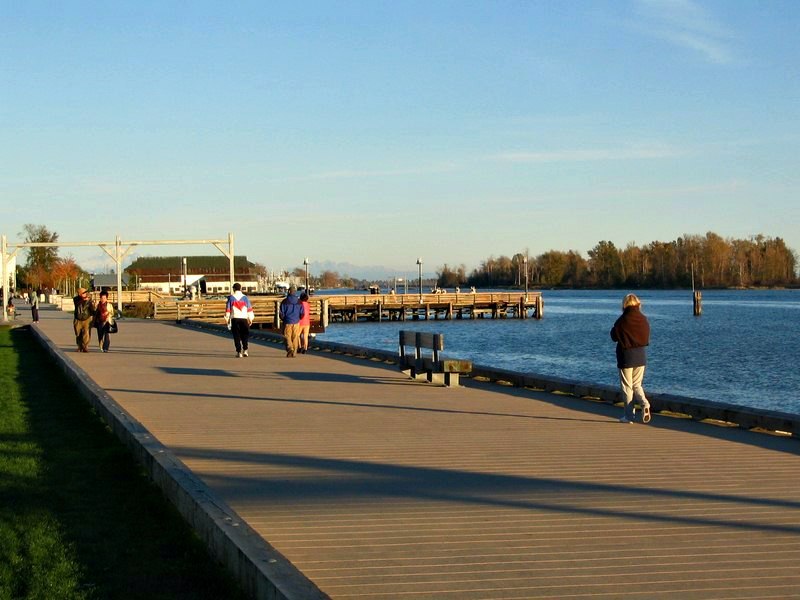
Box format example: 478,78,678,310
313,260,431,281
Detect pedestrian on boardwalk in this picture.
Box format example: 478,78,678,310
279,285,305,357
73,288,95,352
30,290,39,323
298,291,311,354
610,293,651,424
93,290,115,352
225,283,255,357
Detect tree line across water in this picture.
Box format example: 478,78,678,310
437,232,798,289
11,225,798,293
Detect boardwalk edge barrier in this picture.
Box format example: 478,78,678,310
183,319,800,438
28,324,329,600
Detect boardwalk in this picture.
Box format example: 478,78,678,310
26,307,800,599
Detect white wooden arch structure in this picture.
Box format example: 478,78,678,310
1,233,235,322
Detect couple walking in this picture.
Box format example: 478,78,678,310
280,285,310,357
72,288,116,352
224,283,311,358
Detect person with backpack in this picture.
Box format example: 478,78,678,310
73,288,96,352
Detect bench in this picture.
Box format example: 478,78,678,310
398,330,473,387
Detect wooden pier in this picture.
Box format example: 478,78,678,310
150,291,543,328
324,291,543,322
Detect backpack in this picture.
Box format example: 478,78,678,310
74,299,94,320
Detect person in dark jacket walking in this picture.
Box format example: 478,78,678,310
279,285,305,357
30,290,40,323
73,288,96,352
610,294,651,424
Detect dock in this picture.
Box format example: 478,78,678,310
148,291,543,327
323,291,543,322
22,307,800,599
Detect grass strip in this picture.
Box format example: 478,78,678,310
0,325,248,600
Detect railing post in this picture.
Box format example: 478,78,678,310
321,299,329,329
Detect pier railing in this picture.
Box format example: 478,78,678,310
323,291,543,321
153,291,544,327
153,295,328,330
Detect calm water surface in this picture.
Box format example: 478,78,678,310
318,290,800,414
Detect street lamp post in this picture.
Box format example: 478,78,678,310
182,257,187,298
523,256,529,301
416,258,423,301
303,257,309,291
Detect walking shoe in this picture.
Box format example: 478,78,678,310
642,404,652,424
619,416,633,424
243,349,249,357
236,352,242,358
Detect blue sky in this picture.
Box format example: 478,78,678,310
2,1,798,277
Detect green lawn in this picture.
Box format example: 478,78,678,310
0,326,248,600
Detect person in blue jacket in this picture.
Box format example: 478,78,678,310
279,285,305,357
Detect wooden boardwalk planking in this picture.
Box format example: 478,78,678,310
31,309,800,599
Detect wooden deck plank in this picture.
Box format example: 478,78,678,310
31,309,800,599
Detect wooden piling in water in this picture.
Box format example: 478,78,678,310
693,290,702,316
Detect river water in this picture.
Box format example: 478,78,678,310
318,289,800,415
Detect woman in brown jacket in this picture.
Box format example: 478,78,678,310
610,294,651,424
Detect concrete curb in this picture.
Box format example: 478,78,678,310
28,324,329,600
184,319,800,437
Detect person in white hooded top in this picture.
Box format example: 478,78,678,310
225,283,255,357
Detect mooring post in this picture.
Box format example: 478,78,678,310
321,299,329,329
693,290,702,316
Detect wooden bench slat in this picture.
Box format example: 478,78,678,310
398,330,471,387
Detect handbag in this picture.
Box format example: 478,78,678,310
109,321,119,334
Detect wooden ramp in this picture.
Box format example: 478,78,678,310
32,311,800,599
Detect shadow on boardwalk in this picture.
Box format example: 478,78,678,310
107,385,606,424
173,447,800,537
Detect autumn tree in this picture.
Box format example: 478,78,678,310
319,270,340,288
435,263,466,288
51,256,82,296
20,224,59,288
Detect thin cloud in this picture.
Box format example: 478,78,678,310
630,0,736,65
493,143,683,163
267,162,461,184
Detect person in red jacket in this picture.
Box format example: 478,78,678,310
298,291,311,354
610,294,651,424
